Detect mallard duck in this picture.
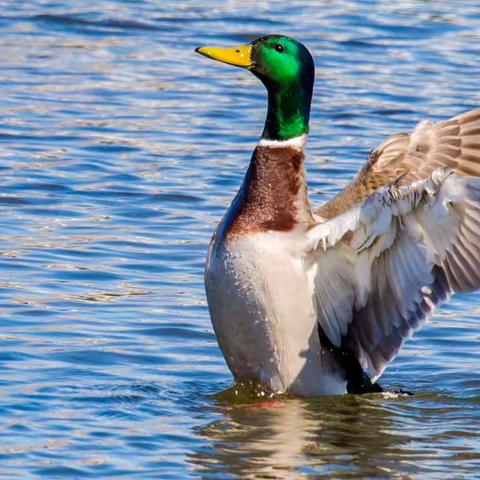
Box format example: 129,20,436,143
195,35,480,397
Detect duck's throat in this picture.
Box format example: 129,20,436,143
262,78,313,141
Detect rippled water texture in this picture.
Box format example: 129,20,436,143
1,1,480,478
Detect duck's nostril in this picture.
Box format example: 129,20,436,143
235,50,240,53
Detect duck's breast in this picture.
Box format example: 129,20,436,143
205,229,346,395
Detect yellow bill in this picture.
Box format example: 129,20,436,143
195,44,253,68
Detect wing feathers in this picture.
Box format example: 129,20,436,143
311,170,480,381
317,108,480,219
311,247,355,347
312,107,480,382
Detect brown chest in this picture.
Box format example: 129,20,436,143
225,145,314,238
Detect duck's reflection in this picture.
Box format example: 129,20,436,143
189,390,413,479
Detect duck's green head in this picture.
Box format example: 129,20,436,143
196,35,314,141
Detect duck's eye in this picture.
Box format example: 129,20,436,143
274,44,284,53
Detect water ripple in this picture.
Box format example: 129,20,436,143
1,0,480,478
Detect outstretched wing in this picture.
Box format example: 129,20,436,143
317,108,480,220
307,169,480,382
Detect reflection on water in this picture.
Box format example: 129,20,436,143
1,0,480,478
192,391,480,479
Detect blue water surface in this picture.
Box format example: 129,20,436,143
1,1,480,478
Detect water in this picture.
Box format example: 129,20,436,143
1,0,480,478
